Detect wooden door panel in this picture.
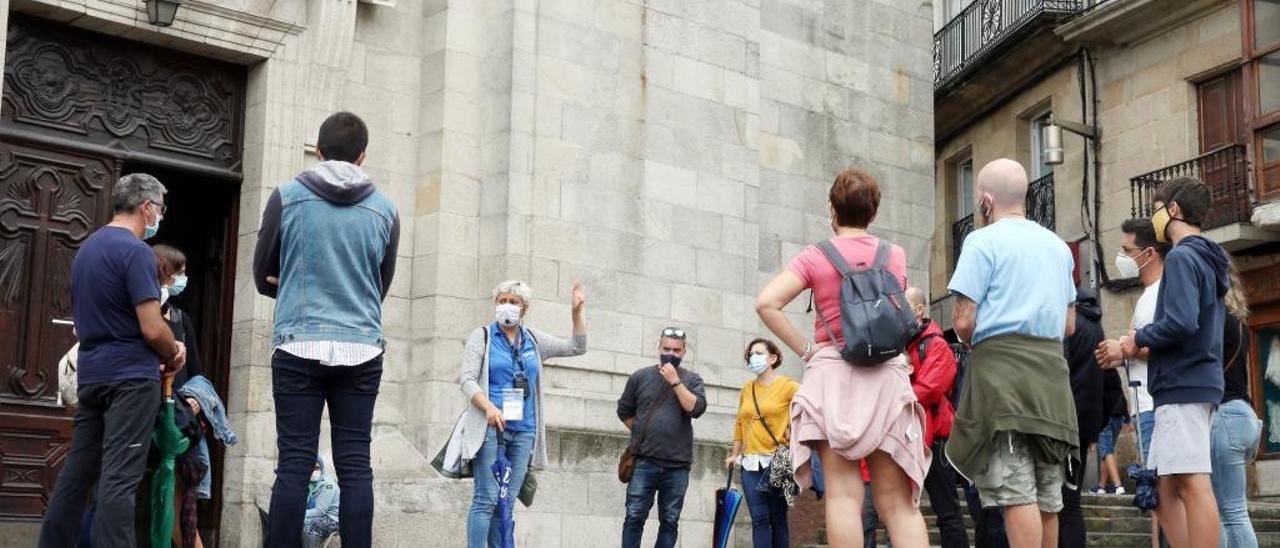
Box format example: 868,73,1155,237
0,141,113,518
1198,71,1246,152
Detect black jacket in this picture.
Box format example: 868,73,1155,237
1064,288,1106,444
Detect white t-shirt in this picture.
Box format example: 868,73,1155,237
1127,280,1160,415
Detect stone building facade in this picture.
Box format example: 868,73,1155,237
0,0,935,545
927,0,1280,497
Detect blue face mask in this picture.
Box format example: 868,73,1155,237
747,353,770,375
143,203,163,240
168,274,188,297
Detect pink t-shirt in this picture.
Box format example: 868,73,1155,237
786,236,909,345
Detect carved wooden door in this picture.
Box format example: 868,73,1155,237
0,140,115,518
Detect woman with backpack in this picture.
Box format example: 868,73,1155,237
755,168,930,547
723,338,800,548
450,280,587,548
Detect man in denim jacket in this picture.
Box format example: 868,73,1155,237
253,112,400,548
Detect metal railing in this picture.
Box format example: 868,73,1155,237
952,214,975,267
1129,144,1252,230
934,0,1084,90
1027,172,1056,231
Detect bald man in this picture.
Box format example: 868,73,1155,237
945,159,1080,548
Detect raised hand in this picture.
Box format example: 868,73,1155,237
571,281,586,314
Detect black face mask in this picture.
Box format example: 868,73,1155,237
660,353,683,368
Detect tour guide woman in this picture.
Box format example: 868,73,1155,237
455,280,586,548
755,167,931,547
723,338,800,548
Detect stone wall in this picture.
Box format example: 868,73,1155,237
4,0,936,546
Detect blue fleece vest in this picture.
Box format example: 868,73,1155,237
271,179,397,348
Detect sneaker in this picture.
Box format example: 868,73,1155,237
1105,485,1117,494
1114,486,1127,495
1090,485,1105,494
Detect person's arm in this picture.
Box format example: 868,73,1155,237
459,328,504,431
1065,306,1077,337
1134,256,1200,350
137,301,182,366
679,372,708,418
252,189,283,298
378,210,401,301
755,271,811,357
952,295,977,346
617,374,638,430
912,338,956,407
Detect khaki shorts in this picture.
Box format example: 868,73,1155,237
974,432,1065,512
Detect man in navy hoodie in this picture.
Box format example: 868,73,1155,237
1120,177,1229,548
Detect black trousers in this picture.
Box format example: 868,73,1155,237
924,439,969,548
1058,436,1089,548
39,378,160,548
265,351,382,548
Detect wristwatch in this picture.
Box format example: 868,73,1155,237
670,381,682,388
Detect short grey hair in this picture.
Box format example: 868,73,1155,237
491,280,533,305
112,173,167,214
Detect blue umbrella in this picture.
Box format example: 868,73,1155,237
491,439,516,548
1124,359,1158,511
713,468,744,548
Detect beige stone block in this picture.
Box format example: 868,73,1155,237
759,133,805,174
671,284,724,326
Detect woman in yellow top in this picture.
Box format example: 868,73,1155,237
724,338,801,548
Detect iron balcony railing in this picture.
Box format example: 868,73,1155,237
1130,144,1252,230
934,0,1085,91
952,172,1056,266
1027,172,1056,231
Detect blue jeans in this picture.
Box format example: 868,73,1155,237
621,459,690,548
1211,399,1262,548
1137,410,1155,464
468,428,536,548
741,466,788,548
265,352,382,548
1097,415,1126,458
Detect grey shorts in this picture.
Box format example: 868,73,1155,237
974,432,1065,513
1148,402,1214,476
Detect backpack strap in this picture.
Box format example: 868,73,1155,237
815,240,856,277
871,239,892,269
916,332,941,365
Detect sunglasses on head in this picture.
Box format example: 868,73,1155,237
661,327,687,340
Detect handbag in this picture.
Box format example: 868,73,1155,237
618,383,672,483
751,382,799,506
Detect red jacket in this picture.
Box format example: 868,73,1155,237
908,319,957,445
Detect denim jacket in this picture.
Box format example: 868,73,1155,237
177,375,238,447
252,161,401,349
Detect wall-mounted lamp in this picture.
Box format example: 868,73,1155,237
1043,116,1100,165
146,0,182,27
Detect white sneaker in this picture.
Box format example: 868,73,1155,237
1114,486,1127,495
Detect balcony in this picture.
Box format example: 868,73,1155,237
934,0,1086,140
1130,144,1278,251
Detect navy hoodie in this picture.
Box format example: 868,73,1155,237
1134,235,1230,407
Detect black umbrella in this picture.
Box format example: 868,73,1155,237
1124,359,1158,511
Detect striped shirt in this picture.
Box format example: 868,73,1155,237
278,341,382,366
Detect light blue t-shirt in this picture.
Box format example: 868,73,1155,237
947,217,1077,345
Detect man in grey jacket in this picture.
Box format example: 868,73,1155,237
253,112,400,548
617,327,708,548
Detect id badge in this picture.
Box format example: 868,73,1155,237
502,388,525,421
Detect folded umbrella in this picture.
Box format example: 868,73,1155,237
1124,359,1158,511
491,439,516,548
713,468,744,548
151,376,192,548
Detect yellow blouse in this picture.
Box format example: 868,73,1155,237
733,375,800,455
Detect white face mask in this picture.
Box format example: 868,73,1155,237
1115,251,1145,279
495,303,522,327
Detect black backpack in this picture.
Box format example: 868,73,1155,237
812,239,917,366
948,342,970,409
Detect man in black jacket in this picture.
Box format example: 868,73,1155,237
1059,287,1106,548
